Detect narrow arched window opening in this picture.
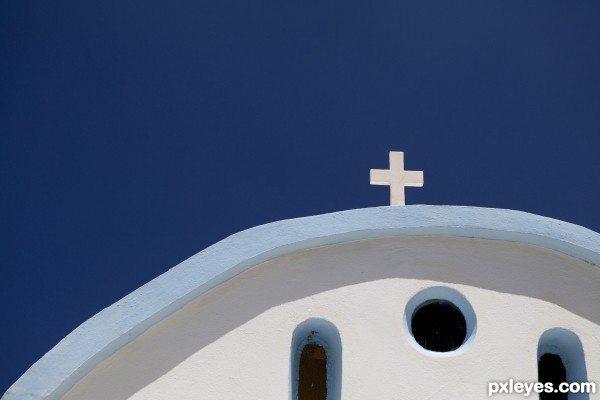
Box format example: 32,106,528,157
538,353,567,400
298,343,327,400
537,328,589,400
291,319,342,400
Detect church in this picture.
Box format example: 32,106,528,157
3,152,599,399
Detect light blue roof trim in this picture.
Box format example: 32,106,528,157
4,205,600,400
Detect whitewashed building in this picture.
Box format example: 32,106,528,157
4,155,599,399
3,205,599,400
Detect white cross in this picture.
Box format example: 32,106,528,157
370,151,424,206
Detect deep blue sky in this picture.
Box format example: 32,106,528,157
1,0,599,394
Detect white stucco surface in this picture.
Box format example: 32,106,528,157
61,237,600,399
3,205,600,400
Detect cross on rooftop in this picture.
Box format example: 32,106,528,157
370,151,424,206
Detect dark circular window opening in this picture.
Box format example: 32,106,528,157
411,300,467,352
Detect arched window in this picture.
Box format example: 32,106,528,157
538,328,588,400
298,343,327,400
538,353,567,400
291,319,342,400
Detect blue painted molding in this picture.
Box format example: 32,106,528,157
4,205,600,400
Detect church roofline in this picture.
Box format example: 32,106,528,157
4,205,600,400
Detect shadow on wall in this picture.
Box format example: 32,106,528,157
62,237,600,400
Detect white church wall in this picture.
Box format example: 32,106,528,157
5,206,600,400
59,237,600,400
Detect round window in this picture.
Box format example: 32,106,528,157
411,300,467,352
404,286,476,356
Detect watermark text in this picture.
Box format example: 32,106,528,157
488,379,596,397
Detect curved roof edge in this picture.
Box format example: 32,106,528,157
4,205,600,400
